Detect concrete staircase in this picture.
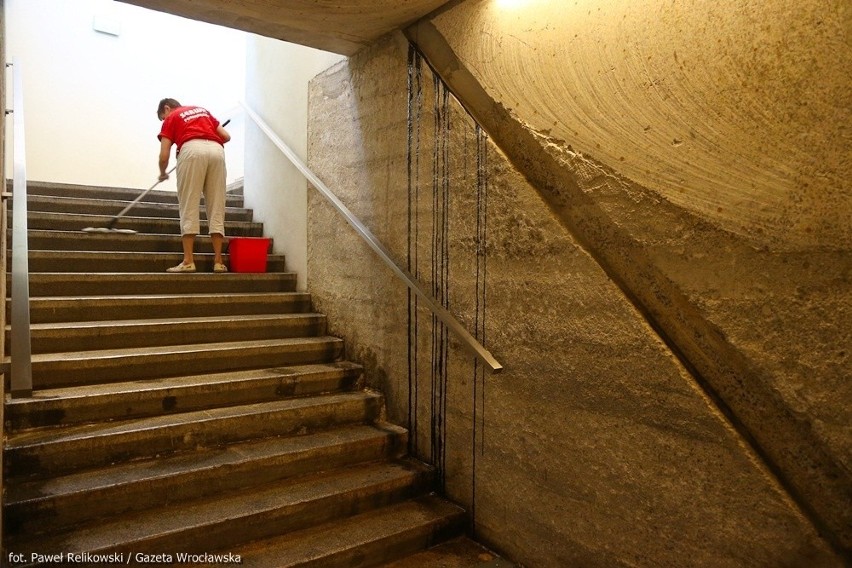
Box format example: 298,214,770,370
2,181,476,567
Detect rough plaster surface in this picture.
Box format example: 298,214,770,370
410,0,851,553
307,33,842,567
431,0,851,250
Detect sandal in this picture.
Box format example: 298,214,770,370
166,262,196,273
213,262,229,273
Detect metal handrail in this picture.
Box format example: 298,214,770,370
240,101,503,373
7,60,33,397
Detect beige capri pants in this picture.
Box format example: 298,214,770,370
175,138,226,236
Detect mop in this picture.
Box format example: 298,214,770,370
82,166,175,234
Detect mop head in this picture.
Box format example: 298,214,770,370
82,168,175,235
82,226,138,234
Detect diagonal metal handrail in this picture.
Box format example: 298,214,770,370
7,59,33,397
240,101,502,373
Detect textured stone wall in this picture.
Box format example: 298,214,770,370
413,0,851,555
307,31,844,566
431,0,850,250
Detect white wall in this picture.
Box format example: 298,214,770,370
5,0,245,191
6,0,344,287
245,37,344,290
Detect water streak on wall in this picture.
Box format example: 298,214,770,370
406,44,491,515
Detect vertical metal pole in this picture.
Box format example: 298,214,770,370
1,0,9,552
9,58,33,397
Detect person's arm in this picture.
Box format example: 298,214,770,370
216,124,231,144
159,136,173,180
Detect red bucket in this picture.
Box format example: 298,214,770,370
228,237,271,273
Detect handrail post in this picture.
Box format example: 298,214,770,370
8,59,33,397
240,101,502,373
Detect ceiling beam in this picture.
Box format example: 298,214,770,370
117,0,452,56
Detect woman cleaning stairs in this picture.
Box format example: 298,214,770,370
156,98,229,274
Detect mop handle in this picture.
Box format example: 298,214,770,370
108,166,176,227
109,118,231,227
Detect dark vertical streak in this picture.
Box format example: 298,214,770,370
440,83,451,490
481,130,489,457
407,45,423,458
406,44,415,457
413,50,422,457
431,73,442,476
408,42,490,504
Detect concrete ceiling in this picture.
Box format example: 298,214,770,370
116,0,453,56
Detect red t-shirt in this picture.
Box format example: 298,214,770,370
158,106,224,151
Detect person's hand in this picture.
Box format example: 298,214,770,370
158,172,169,182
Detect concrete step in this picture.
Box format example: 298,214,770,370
5,362,364,430
220,494,466,568
378,536,513,568
15,194,254,221
5,423,407,536
22,229,272,254
8,459,435,567
5,391,382,477
22,211,264,236
21,292,312,323
17,272,297,297
16,250,286,273
10,336,345,388
3,181,472,565
10,312,328,354
18,180,244,208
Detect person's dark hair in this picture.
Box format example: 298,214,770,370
157,98,181,119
